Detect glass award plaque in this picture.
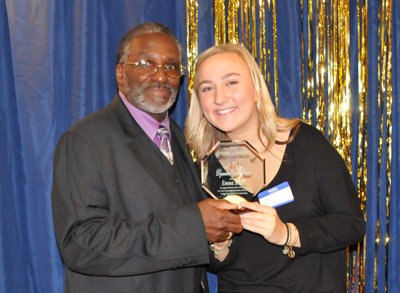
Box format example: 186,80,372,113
201,141,266,207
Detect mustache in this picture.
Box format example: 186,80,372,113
142,82,174,92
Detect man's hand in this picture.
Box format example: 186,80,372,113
198,198,243,243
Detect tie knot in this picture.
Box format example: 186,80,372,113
157,125,169,139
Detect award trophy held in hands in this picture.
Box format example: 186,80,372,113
201,141,266,209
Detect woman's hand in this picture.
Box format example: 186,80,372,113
238,201,287,245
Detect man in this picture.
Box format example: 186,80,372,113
51,22,242,293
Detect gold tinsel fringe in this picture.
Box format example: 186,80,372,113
186,0,198,100
357,0,368,289
187,1,393,291
213,0,278,109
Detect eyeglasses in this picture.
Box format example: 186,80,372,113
122,59,186,79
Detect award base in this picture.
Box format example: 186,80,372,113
223,194,247,210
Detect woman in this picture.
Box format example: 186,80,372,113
185,44,365,292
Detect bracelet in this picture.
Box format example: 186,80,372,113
282,224,296,259
283,223,290,246
210,239,233,255
289,230,299,247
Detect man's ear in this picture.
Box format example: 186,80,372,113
116,64,124,86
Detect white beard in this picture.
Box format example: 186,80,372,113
123,75,177,114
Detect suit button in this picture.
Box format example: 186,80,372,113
176,179,179,183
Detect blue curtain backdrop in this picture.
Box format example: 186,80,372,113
0,0,188,292
1,0,399,293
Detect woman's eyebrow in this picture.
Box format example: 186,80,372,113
198,80,212,87
221,72,240,79
199,72,241,87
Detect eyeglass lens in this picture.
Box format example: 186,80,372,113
136,60,183,78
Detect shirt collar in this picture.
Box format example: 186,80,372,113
119,91,171,142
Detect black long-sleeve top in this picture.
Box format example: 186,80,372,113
209,122,366,293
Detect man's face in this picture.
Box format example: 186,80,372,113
116,33,181,122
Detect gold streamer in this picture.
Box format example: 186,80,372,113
375,0,385,289
241,0,245,44
228,0,239,43
385,1,393,290
215,0,226,45
186,0,198,161
337,0,352,170
252,0,257,57
306,0,314,122
259,0,267,79
385,0,393,263
271,0,278,112
343,0,352,171
244,0,250,50
357,0,368,290
315,0,325,133
266,0,272,88
186,0,198,101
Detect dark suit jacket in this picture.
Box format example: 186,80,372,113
51,94,210,292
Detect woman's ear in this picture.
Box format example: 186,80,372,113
255,90,262,103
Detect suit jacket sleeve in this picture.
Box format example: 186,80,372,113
51,117,210,277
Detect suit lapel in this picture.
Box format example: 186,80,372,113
170,121,207,203
110,94,185,205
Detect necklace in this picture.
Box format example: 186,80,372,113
250,137,266,163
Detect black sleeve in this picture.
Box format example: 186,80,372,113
292,125,366,255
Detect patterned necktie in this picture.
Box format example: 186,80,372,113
156,125,174,165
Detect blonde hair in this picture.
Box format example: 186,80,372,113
184,43,300,162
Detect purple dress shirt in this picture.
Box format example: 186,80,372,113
119,91,171,148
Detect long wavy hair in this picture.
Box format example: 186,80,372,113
184,43,300,162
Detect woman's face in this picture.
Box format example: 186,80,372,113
197,52,259,138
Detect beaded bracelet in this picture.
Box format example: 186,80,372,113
210,239,233,255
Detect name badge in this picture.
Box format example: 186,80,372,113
258,182,294,208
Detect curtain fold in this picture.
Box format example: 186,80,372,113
364,1,380,291
275,0,303,119
1,0,189,291
388,2,399,292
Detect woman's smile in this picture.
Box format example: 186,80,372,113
216,107,236,115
